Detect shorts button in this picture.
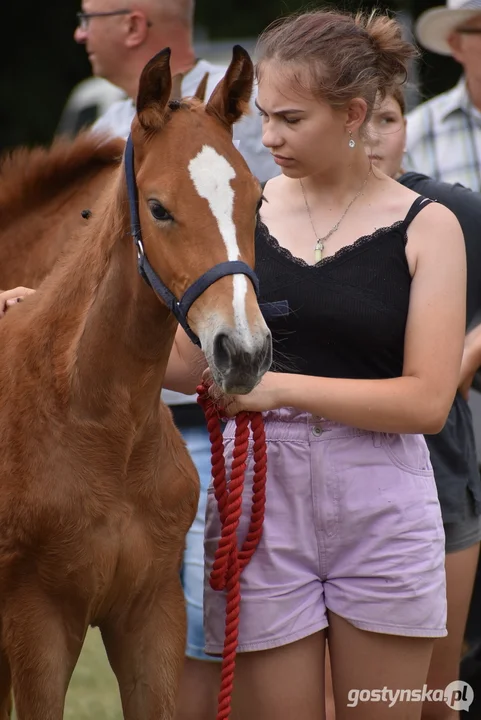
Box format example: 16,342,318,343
312,426,322,437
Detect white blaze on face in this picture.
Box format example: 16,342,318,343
188,145,251,344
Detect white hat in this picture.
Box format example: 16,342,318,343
415,0,481,55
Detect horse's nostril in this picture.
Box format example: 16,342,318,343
213,332,232,371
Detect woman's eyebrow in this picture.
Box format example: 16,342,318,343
254,100,305,116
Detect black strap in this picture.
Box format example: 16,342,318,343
125,135,142,249
401,196,433,231
124,134,290,345
178,261,259,317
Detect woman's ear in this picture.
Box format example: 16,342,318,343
345,97,368,134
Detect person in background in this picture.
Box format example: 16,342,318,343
74,2,277,718
364,87,481,720
405,0,481,192
74,0,277,184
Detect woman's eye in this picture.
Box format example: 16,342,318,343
284,117,300,125
149,201,173,222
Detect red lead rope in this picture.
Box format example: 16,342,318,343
197,383,267,720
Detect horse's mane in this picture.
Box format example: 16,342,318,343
0,131,125,214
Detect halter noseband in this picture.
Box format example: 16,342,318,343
124,134,288,346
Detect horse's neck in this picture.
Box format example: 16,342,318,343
75,242,175,423
45,180,176,425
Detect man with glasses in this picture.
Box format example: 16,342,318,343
405,0,481,191
74,0,277,184
74,3,277,720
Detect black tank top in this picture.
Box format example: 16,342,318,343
256,196,432,380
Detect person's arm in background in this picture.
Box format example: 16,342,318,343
0,287,35,318
460,324,481,398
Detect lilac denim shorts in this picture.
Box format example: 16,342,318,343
203,408,447,654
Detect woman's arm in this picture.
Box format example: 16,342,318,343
208,202,466,434
163,325,207,395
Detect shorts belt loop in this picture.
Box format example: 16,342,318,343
373,432,382,448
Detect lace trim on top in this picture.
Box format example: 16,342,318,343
257,219,407,269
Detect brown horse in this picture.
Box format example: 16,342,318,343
0,132,123,290
0,45,270,720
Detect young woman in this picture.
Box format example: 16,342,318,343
165,10,466,720
1,12,467,715
366,87,481,719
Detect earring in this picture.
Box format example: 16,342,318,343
348,131,356,149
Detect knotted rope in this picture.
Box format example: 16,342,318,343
197,382,267,720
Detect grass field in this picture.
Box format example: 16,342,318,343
13,629,123,719
64,629,122,719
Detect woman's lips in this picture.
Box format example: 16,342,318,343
272,154,295,166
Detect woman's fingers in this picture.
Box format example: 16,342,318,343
0,287,35,318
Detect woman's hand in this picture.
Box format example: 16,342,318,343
0,287,35,318
202,369,284,417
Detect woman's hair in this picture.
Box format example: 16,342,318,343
256,9,417,123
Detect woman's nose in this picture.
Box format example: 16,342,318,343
262,123,281,150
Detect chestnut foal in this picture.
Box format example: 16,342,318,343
0,46,270,720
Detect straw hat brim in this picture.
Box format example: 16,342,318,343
415,7,481,55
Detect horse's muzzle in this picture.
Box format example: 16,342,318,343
211,328,272,395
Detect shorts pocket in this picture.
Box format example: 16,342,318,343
379,433,433,476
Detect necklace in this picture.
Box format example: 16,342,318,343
300,170,372,263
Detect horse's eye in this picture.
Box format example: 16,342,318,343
149,201,173,222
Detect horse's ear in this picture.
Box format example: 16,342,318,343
136,48,172,131
205,45,254,128
194,73,209,103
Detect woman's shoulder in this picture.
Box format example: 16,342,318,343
369,173,424,224
258,175,294,225
401,190,464,262
262,174,288,203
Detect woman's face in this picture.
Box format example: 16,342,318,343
256,61,350,179
365,95,407,178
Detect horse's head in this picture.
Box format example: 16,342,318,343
128,46,272,395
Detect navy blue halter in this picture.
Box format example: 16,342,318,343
124,133,288,346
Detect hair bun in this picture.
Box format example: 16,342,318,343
357,11,418,89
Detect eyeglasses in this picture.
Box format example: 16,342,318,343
76,9,131,31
